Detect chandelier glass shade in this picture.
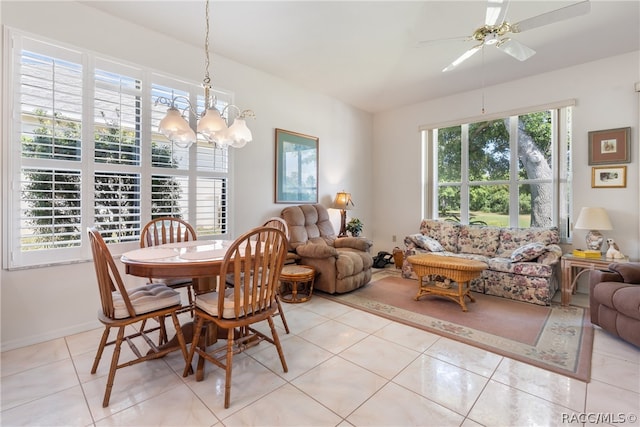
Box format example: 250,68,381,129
155,0,254,149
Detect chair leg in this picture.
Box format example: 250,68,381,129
91,326,111,374
187,285,195,317
139,316,168,345
169,312,189,364
224,326,235,409
103,326,125,407
267,316,288,373
158,316,168,344
183,315,205,378
274,295,290,334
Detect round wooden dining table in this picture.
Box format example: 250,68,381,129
121,239,232,289
121,239,234,380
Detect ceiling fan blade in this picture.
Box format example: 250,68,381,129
485,0,510,26
413,35,469,48
442,44,483,72
497,38,536,61
512,0,591,33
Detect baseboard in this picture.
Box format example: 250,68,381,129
1,320,101,352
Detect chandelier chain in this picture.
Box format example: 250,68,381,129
203,0,211,86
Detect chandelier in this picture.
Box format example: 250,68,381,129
155,0,255,149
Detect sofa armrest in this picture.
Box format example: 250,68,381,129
295,242,338,259
608,262,640,284
334,236,373,252
536,244,563,265
589,269,623,287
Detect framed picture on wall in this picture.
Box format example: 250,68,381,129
275,128,319,204
592,165,627,188
588,127,631,165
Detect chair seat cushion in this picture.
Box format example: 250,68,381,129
152,277,192,287
196,289,247,319
113,283,181,319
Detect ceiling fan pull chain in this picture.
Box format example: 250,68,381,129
481,47,486,114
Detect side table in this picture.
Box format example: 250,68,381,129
279,264,316,303
560,254,630,306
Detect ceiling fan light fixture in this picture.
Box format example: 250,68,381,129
484,32,499,45
439,0,590,71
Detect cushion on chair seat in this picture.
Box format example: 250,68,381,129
196,288,248,318
113,283,181,319
152,277,192,287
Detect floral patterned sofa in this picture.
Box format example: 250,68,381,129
402,219,562,305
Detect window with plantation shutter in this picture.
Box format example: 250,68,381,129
4,29,232,268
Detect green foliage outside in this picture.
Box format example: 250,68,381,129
437,111,552,226
22,110,183,248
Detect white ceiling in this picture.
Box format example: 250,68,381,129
81,0,639,113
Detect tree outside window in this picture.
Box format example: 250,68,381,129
434,109,567,229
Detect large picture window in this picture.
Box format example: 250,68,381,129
4,30,231,268
423,104,572,239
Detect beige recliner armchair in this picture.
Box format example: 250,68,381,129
281,204,373,294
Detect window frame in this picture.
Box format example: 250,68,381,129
421,102,573,241
3,28,234,269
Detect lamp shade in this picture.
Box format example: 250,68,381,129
334,191,354,210
197,107,228,141
574,207,613,231
158,107,196,147
228,118,253,148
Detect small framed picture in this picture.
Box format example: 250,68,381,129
588,127,631,165
592,166,626,188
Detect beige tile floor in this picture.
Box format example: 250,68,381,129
1,293,639,427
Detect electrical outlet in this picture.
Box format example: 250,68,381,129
392,235,396,242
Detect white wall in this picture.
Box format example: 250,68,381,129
2,1,638,351
371,51,640,261
0,1,373,350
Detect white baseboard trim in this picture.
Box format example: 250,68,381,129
1,320,101,352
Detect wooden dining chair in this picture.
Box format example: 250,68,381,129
87,227,189,407
183,226,289,408
140,217,197,317
261,217,291,333
226,217,291,333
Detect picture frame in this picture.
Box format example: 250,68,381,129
275,128,318,204
592,166,627,188
588,127,631,165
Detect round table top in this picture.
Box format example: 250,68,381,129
280,264,315,279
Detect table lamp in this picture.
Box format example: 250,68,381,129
334,191,354,237
574,207,613,251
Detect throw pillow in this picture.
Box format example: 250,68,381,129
510,242,547,262
409,234,444,252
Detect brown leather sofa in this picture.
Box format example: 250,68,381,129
281,204,373,294
589,262,640,347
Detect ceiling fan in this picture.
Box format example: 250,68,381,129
425,0,591,72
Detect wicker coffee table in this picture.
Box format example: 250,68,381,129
406,254,487,312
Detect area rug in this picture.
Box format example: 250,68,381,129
322,269,593,382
